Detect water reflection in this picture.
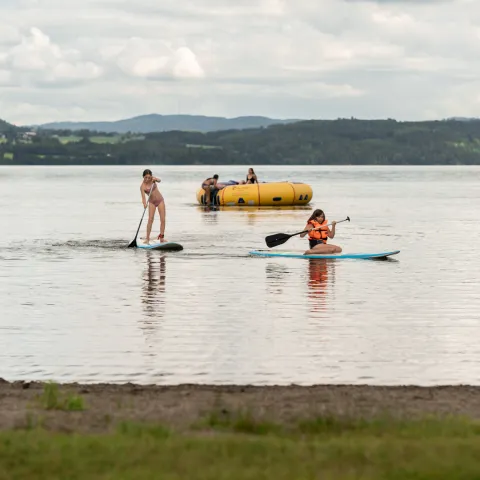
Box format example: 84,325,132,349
198,205,313,213
307,260,336,313
197,205,219,214
245,211,259,226
138,252,167,369
141,252,166,321
198,206,219,223
265,263,292,296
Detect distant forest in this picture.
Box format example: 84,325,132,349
2,117,480,165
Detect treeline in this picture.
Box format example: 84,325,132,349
0,118,19,142
2,118,480,165
0,118,15,131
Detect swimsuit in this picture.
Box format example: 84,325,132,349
309,239,326,249
202,179,216,190
144,182,164,207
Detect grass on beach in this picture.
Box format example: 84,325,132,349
2,381,480,480
2,417,480,479
37,381,85,411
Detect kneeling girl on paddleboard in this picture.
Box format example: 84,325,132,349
300,209,342,255
140,169,166,244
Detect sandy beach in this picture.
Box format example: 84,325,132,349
2,379,480,433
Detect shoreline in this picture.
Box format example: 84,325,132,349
2,379,480,477
2,379,480,433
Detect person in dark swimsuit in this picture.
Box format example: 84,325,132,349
201,174,219,204
246,168,258,184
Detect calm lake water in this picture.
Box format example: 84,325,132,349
1,165,480,386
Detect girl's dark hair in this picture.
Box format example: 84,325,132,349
308,209,325,222
213,174,219,179
143,169,152,177
249,168,255,174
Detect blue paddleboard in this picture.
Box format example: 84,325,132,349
249,250,399,260
136,241,183,251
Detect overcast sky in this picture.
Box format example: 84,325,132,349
1,0,479,125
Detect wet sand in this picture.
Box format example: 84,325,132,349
2,379,480,433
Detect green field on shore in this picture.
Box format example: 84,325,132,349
2,415,480,479
56,135,143,144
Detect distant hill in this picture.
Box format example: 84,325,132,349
36,114,301,134
8,118,480,166
445,117,480,122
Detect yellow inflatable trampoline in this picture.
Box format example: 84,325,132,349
196,181,313,207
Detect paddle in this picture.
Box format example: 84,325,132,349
265,216,350,248
127,182,156,248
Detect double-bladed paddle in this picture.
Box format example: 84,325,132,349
128,182,156,248
265,216,350,248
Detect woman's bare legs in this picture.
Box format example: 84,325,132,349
144,202,156,243
157,201,166,242
304,243,342,255
204,186,211,204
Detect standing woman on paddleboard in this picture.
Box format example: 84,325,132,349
140,169,167,244
300,209,342,255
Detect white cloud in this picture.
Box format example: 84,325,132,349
0,0,479,124
0,25,21,45
114,38,204,79
0,70,13,85
0,27,103,86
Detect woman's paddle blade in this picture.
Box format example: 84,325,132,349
265,233,292,248
128,237,137,248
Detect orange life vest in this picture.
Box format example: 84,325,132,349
308,219,329,243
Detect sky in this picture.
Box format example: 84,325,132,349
1,0,479,125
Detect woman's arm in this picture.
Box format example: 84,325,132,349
328,221,336,239
140,185,147,208
300,223,313,238
153,176,161,183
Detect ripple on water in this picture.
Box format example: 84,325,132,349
1,166,480,385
